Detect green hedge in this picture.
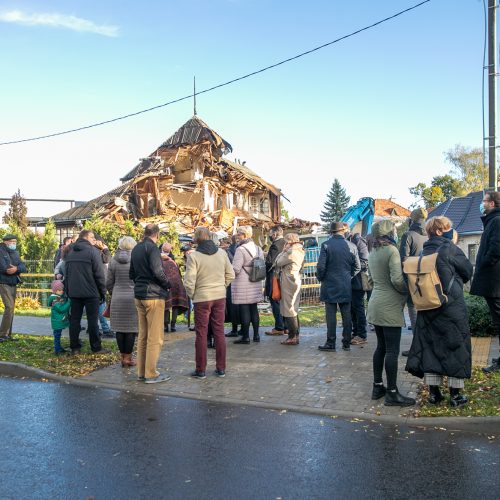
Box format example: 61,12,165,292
465,295,495,337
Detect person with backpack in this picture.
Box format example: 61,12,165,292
400,208,428,356
405,216,473,407
231,225,265,344
367,220,414,407
274,233,305,346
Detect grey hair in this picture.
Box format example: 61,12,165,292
118,236,137,251
194,226,211,242
209,232,220,246
237,225,253,238
284,232,300,244
269,226,283,237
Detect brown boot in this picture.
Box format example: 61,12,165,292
122,354,136,367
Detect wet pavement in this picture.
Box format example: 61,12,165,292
0,378,498,500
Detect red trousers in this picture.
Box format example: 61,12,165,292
194,298,226,372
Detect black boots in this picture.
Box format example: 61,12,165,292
371,383,386,400
428,385,444,405
450,387,468,407
384,389,416,407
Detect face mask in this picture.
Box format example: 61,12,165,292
479,202,486,215
393,232,398,244
442,228,454,240
6,243,16,251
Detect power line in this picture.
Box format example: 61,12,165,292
0,0,431,147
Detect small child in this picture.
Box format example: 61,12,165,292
48,280,71,355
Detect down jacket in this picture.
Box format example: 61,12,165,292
106,249,138,334
470,208,500,298
275,243,305,317
406,237,473,379
231,240,264,305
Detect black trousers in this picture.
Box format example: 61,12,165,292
373,325,402,390
485,297,500,353
116,332,136,354
351,290,367,338
69,297,102,352
325,302,352,348
239,303,259,338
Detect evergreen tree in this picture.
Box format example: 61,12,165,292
320,179,350,228
3,189,28,234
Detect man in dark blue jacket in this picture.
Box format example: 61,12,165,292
130,224,171,384
0,234,26,341
65,229,107,354
317,222,360,351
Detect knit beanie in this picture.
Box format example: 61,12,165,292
410,207,428,222
51,280,65,293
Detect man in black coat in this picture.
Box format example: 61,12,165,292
0,234,26,341
346,229,369,345
130,224,171,384
264,226,286,336
400,207,428,356
317,222,360,351
470,191,500,372
65,229,107,354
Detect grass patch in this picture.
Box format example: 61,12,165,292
413,368,500,417
12,308,51,317
258,306,325,327
0,334,120,377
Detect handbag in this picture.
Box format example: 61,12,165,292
103,302,111,318
361,271,372,292
271,274,282,301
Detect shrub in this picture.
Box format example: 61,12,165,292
0,292,41,312
465,294,495,336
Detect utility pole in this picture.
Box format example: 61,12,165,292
488,0,498,191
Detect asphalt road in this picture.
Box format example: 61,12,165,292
0,378,498,500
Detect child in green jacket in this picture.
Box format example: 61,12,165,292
48,280,71,355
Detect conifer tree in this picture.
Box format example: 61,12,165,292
320,179,350,229
3,189,28,234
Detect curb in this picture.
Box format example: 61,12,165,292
1,361,499,435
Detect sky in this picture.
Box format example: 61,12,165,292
0,0,490,222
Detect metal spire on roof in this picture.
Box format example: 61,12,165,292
193,76,197,116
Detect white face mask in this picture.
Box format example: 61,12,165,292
479,202,486,215
6,243,16,251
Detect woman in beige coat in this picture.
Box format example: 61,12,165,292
274,233,305,345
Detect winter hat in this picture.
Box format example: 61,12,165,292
2,234,17,241
371,220,395,238
410,207,428,222
161,242,172,253
51,280,65,293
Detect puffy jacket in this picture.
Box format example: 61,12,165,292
48,294,71,330
65,238,106,299
317,235,360,303
231,240,265,305
0,244,26,286
470,208,500,298
129,237,170,300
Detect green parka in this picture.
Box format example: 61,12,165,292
367,245,408,327
48,294,71,330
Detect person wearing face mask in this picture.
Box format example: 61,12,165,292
406,216,473,407
0,234,26,341
470,191,500,373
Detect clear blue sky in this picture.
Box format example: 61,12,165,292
0,0,489,221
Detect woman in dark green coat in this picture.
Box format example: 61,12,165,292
367,220,415,407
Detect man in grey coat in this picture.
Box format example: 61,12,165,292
317,222,361,351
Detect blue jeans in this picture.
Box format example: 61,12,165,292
53,329,63,353
98,301,111,333
269,298,284,331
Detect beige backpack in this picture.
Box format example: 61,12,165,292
403,252,454,311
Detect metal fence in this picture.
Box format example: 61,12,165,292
18,260,54,307
300,247,321,307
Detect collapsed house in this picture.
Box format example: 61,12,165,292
50,116,284,238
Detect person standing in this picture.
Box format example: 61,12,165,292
0,234,26,341
94,233,113,338
274,233,305,346
184,227,235,378
231,226,265,344
406,217,473,407
470,191,500,372
53,236,73,269
317,222,360,352
48,280,70,355
400,208,428,357
264,226,286,337
65,230,108,355
106,236,138,368
130,224,171,383
367,220,414,406
224,235,240,337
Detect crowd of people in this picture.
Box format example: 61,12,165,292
0,190,498,400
